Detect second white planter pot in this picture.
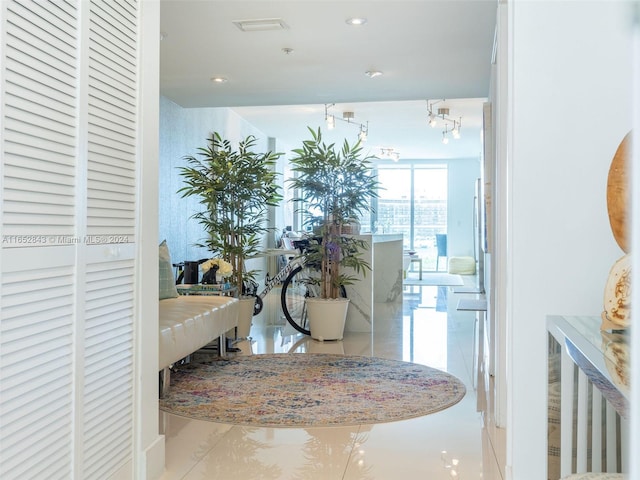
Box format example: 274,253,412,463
305,297,350,341
236,296,256,339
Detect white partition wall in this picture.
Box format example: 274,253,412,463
498,3,634,479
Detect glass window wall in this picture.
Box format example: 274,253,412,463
372,162,447,272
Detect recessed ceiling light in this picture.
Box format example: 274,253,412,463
210,76,228,84
365,70,383,78
233,18,288,32
346,17,367,26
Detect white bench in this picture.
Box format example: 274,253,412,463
159,295,238,395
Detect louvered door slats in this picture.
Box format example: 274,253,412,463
7,1,76,60
82,257,134,477
86,0,138,238
6,76,76,117
87,132,136,159
88,93,136,129
90,85,136,116
89,108,137,140
5,100,75,134
3,0,77,240
89,122,136,151
3,196,75,217
94,0,136,38
0,266,74,480
1,0,139,477
2,350,69,393
88,181,135,199
4,117,75,148
5,58,76,101
4,81,75,122
5,26,75,74
4,420,71,480
4,135,75,167
3,164,74,188
8,0,76,33
90,27,136,74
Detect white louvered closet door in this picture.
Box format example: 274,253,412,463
0,1,140,479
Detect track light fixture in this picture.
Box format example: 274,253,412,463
358,124,368,142
324,104,369,142
326,114,335,130
427,99,462,144
442,126,450,144
380,147,400,162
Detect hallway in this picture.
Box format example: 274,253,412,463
159,274,505,479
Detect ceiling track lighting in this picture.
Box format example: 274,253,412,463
442,126,450,145
427,99,463,144
358,124,368,142
324,104,369,141
380,147,400,162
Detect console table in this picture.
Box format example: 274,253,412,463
176,283,237,297
547,315,629,478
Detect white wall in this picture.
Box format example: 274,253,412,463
447,157,481,259
504,3,633,479
139,2,164,478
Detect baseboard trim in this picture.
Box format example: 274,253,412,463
142,434,166,480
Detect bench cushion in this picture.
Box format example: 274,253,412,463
159,295,238,370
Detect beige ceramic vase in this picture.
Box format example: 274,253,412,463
602,132,631,331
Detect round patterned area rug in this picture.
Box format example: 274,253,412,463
159,353,466,427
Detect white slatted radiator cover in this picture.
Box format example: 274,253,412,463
1,1,140,479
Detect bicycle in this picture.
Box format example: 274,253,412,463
247,238,347,336
249,239,308,318
173,239,346,336
278,238,347,336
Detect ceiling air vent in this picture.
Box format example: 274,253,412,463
233,18,288,32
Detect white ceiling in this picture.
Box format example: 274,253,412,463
159,1,497,160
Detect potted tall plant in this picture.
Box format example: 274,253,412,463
288,127,379,340
178,132,282,337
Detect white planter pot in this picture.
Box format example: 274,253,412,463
305,297,350,341
236,296,255,339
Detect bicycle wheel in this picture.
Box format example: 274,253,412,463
280,265,346,336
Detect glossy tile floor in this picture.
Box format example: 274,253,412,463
159,273,506,479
